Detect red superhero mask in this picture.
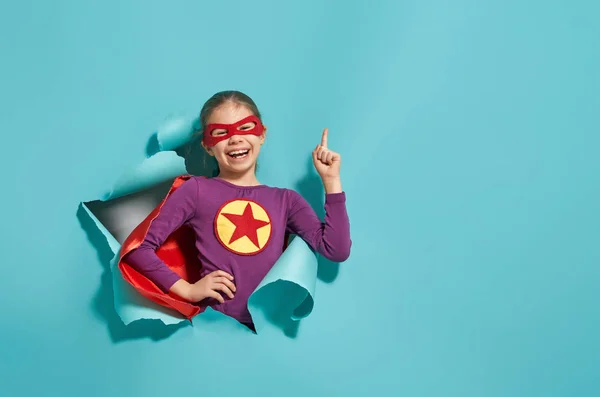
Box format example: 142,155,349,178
202,115,265,147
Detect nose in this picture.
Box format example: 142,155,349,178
228,134,243,144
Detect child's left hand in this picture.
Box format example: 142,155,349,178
313,128,341,181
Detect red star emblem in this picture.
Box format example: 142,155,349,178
222,203,270,249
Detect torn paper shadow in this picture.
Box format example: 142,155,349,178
80,116,318,332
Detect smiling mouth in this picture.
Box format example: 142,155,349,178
227,149,250,159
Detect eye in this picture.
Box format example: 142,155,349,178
237,122,256,131
210,129,227,137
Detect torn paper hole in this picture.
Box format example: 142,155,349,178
80,116,318,333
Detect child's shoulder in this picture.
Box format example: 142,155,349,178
261,184,304,203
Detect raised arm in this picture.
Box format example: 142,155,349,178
285,127,352,261
286,190,351,262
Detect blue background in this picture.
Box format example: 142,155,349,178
1,0,599,396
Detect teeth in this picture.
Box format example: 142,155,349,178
228,149,249,158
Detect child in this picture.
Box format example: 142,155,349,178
123,90,351,330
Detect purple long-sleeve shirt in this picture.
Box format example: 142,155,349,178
125,176,351,324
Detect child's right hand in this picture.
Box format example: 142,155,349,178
187,270,236,303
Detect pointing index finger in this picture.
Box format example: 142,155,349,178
321,128,328,148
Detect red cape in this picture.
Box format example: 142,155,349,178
117,174,290,320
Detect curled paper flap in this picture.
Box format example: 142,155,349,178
248,236,318,333
81,147,319,333
156,115,199,152
105,151,187,201
81,203,120,258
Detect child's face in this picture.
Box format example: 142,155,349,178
202,102,266,175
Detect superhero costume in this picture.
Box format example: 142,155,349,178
119,175,351,325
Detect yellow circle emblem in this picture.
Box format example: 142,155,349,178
214,199,272,255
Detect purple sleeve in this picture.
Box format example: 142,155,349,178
286,190,352,262
124,178,199,292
